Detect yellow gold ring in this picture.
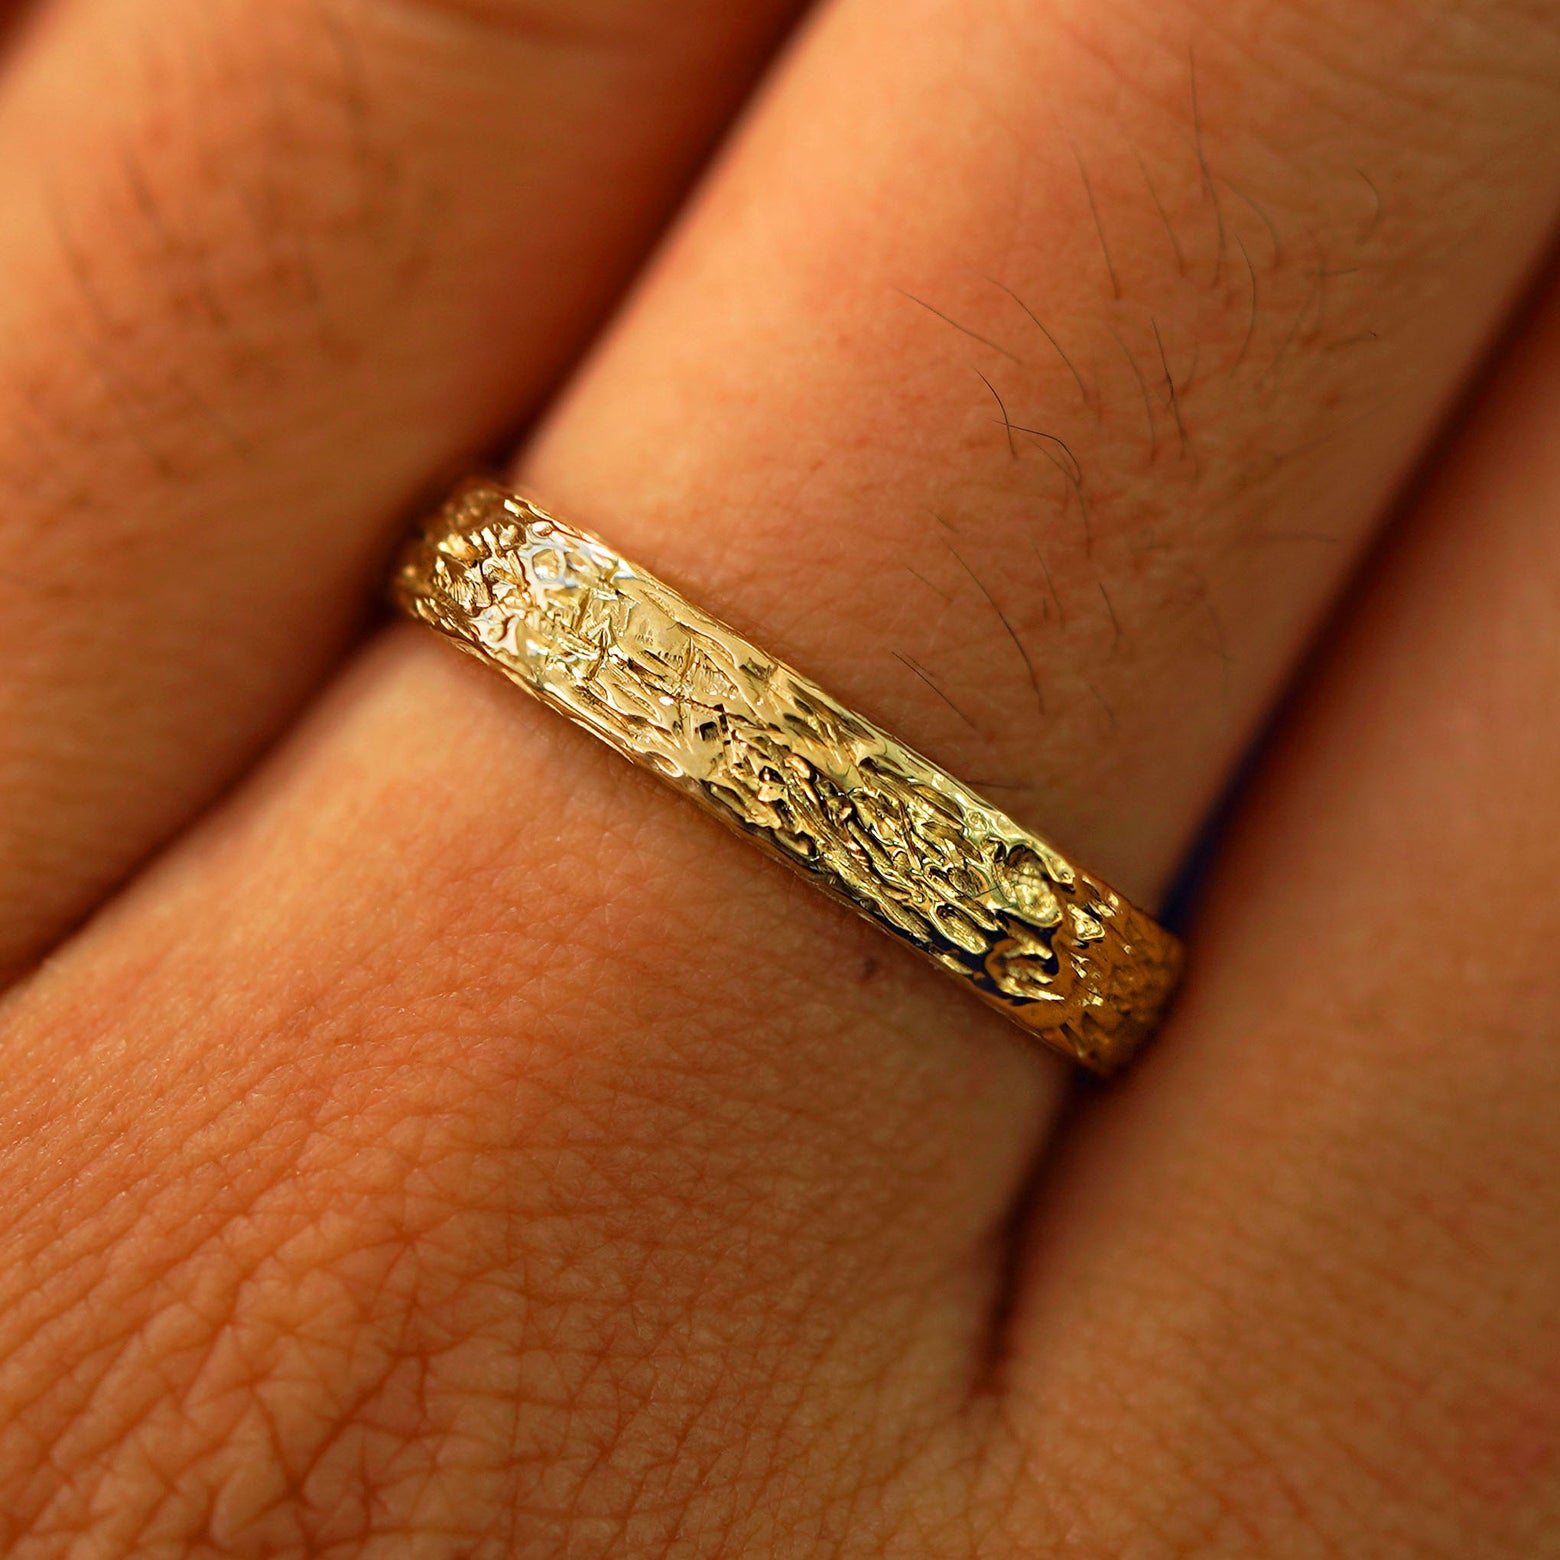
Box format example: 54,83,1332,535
392,479,1182,1075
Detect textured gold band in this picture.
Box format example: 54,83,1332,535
392,480,1182,1074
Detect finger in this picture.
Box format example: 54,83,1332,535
3,0,1560,1550
520,0,1560,902
997,272,1560,1553
0,0,805,978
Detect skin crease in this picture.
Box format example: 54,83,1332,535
0,0,1554,1556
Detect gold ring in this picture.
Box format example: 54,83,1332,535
391,479,1182,1075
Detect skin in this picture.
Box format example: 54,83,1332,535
0,0,806,975
0,0,1556,1553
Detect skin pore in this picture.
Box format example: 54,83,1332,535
0,0,1556,1553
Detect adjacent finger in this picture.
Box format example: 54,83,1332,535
0,0,805,978
2,0,1560,1549
997,269,1560,1554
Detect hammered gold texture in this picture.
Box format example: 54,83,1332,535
392,481,1183,1074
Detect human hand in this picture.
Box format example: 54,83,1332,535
1,0,1558,1553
